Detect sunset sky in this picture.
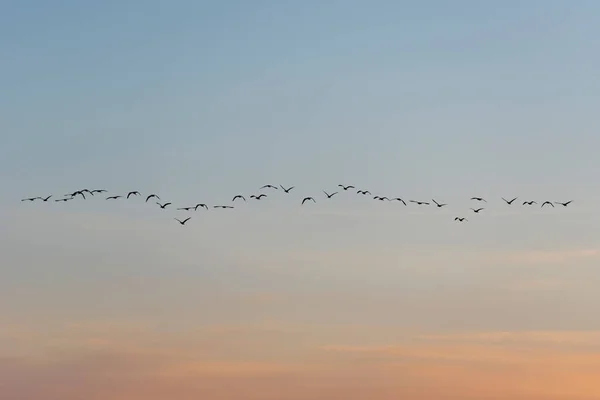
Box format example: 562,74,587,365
2,1,600,399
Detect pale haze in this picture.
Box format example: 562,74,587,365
2,1,600,399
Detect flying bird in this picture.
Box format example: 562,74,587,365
470,207,484,213
374,196,390,201
554,200,573,207
67,190,86,199
522,201,537,206
177,207,194,211
338,184,355,190
90,189,107,194
391,197,407,205
145,194,160,202
454,217,467,222
232,195,246,202
127,191,140,199
157,202,171,209
250,194,267,200
54,198,72,202
410,200,430,205
214,205,234,209
38,195,52,202
260,184,278,190
21,197,38,202
175,217,191,225
502,197,518,205
432,199,447,208
106,195,122,200
301,197,316,205
541,201,554,208
357,190,371,195
471,197,487,202
323,191,338,198
195,203,209,210
280,185,295,193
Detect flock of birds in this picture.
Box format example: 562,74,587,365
20,184,574,226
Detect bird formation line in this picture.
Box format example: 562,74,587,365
20,185,574,226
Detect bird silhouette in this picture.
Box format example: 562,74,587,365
470,207,484,213
250,194,267,200
177,207,194,211
106,195,122,200
471,197,487,202
127,191,140,199
175,217,191,225
232,195,246,202
54,198,72,202
214,205,234,209
410,200,430,205
302,197,316,205
554,200,573,207
391,197,407,205
454,217,467,222
260,185,278,190
374,196,390,201
338,184,355,190
522,201,537,206
157,202,171,209
90,189,107,194
67,190,86,199
38,195,52,202
432,199,447,208
502,197,518,205
21,197,38,202
357,190,371,195
195,203,209,210
541,201,554,208
280,185,294,193
323,191,338,199
145,194,160,202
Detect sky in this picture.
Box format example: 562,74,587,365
2,0,600,398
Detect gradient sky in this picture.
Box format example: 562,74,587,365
2,1,600,399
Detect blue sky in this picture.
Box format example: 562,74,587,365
2,2,600,398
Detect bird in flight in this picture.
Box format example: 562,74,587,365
391,197,407,205
554,200,573,207
194,203,208,210
338,184,355,190
232,195,246,202
471,197,487,202
357,190,371,195
280,185,294,193
250,194,267,200
54,197,72,202
454,217,467,222
214,205,234,209
432,199,447,208
157,202,171,209
470,207,484,213
66,190,86,199
174,217,191,225
260,184,278,190
38,195,52,202
127,191,140,199
106,195,122,200
177,206,194,211
374,196,389,201
145,194,160,202
410,200,430,205
21,197,38,202
323,190,338,198
502,197,518,205
541,201,554,208
90,189,107,194
302,197,316,205
522,201,537,206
